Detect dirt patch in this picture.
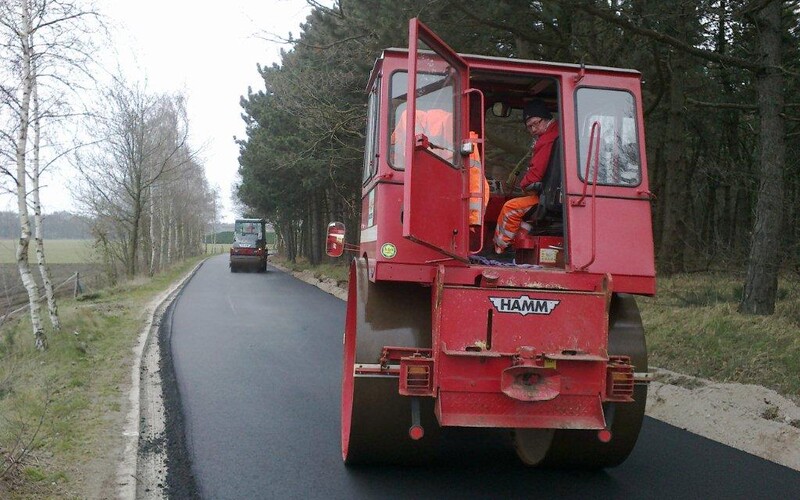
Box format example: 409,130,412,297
647,368,800,471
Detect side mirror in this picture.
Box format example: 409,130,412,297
325,221,346,257
491,101,512,118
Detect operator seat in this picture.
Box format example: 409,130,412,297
522,136,563,235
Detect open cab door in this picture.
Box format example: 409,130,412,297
402,18,470,262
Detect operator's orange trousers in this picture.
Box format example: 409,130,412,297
493,194,539,253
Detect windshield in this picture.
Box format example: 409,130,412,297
234,220,263,243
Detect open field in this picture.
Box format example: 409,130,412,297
0,240,98,265
205,243,229,255
0,240,105,315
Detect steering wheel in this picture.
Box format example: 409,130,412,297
504,151,530,196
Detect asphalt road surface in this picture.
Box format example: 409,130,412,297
166,255,800,499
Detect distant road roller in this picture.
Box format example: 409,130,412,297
327,18,655,467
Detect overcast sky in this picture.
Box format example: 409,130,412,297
4,0,314,223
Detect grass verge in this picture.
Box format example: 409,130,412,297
639,272,800,398
275,256,800,399
0,256,205,498
274,255,349,285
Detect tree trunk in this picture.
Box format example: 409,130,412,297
129,195,141,276
30,63,60,331
656,51,689,274
177,218,184,260
15,3,46,350
167,201,174,264
149,184,158,276
159,209,167,265
739,1,785,315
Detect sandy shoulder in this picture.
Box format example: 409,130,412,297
647,368,800,471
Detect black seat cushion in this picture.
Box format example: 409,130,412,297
522,136,563,236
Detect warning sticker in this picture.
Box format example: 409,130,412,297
381,243,397,259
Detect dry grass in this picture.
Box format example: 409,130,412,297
0,257,204,498
639,273,800,397
273,255,349,284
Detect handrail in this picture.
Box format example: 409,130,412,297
572,121,601,271
573,121,600,207
465,87,485,254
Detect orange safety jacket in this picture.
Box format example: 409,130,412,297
468,131,490,227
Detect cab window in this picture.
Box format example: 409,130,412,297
575,88,641,186
362,78,380,183
388,70,456,170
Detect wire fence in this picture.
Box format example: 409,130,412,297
0,265,107,325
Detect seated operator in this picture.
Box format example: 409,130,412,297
493,99,559,254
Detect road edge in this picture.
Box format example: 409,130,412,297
117,259,207,499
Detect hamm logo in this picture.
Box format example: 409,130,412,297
489,295,560,316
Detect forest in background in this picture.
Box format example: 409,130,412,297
0,211,90,239
236,0,800,315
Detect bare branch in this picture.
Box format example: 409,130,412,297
686,97,759,111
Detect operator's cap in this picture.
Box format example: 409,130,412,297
522,99,552,123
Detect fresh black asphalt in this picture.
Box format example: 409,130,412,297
164,254,800,499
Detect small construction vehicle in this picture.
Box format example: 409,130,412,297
230,218,268,272
327,19,655,467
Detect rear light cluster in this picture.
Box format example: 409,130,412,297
230,248,264,255
606,356,635,401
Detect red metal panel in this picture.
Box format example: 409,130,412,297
442,266,607,290
429,265,611,429
404,150,468,260
435,356,605,396
611,275,656,296
438,286,608,356
374,262,437,283
568,197,655,277
365,182,461,268
436,392,605,429
559,71,656,282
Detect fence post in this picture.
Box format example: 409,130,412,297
73,272,83,297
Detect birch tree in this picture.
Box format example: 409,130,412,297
5,0,46,349
0,0,99,348
75,82,210,277
30,61,59,330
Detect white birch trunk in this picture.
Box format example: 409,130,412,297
177,220,184,260
174,217,179,261
167,202,174,264
149,183,157,276
15,4,46,350
30,61,60,331
159,191,167,266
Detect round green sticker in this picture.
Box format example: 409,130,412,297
381,243,397,259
